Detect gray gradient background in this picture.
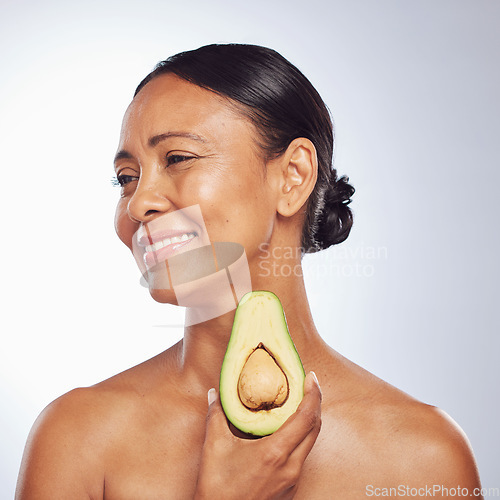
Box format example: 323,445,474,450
1,0,498,497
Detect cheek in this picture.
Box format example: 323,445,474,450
114,199,137,249
184,172,274,250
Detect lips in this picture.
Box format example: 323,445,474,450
140,230,198,267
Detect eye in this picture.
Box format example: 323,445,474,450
166,154,196,167
111,174,139,187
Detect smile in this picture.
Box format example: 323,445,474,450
143,231,198,268
144,232,197,253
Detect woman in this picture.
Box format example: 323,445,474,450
16,44,482,499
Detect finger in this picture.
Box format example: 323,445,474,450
204,388,232,439
271,371,322,453
287,396,322,462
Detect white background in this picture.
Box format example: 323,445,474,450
1,0,499,497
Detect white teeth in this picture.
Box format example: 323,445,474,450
144,232,196,253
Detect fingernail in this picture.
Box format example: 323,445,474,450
207,388,217,406
310,371,322,399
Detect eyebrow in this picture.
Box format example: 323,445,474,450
114,150,134,163
148,131,207,148
114,132,207,164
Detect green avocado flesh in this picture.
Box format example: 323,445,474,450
220,291,305,436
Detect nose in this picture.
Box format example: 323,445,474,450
127,174,175,223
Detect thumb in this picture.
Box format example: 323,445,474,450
205,388,230,437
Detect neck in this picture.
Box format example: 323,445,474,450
177,260,325,394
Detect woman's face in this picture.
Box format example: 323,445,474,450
114,74,278,303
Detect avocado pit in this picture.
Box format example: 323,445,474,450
237,343,289,411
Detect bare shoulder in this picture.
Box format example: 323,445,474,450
403,404,482,484
16,385,111,499
365,397,483,487
16,346,180,500
305,352,482,497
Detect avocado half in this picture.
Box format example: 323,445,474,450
220,291,305,436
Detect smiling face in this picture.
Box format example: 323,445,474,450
114,74,279,303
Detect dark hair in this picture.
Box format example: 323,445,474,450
135,44,354,253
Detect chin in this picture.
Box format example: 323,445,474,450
149,287,179,305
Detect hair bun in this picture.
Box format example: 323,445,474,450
315,175,355,250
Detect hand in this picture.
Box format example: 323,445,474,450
194,371,322,500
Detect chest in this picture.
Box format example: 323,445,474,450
102,410,206,500
100,408,378,500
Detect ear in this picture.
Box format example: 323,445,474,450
275,138,318,217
